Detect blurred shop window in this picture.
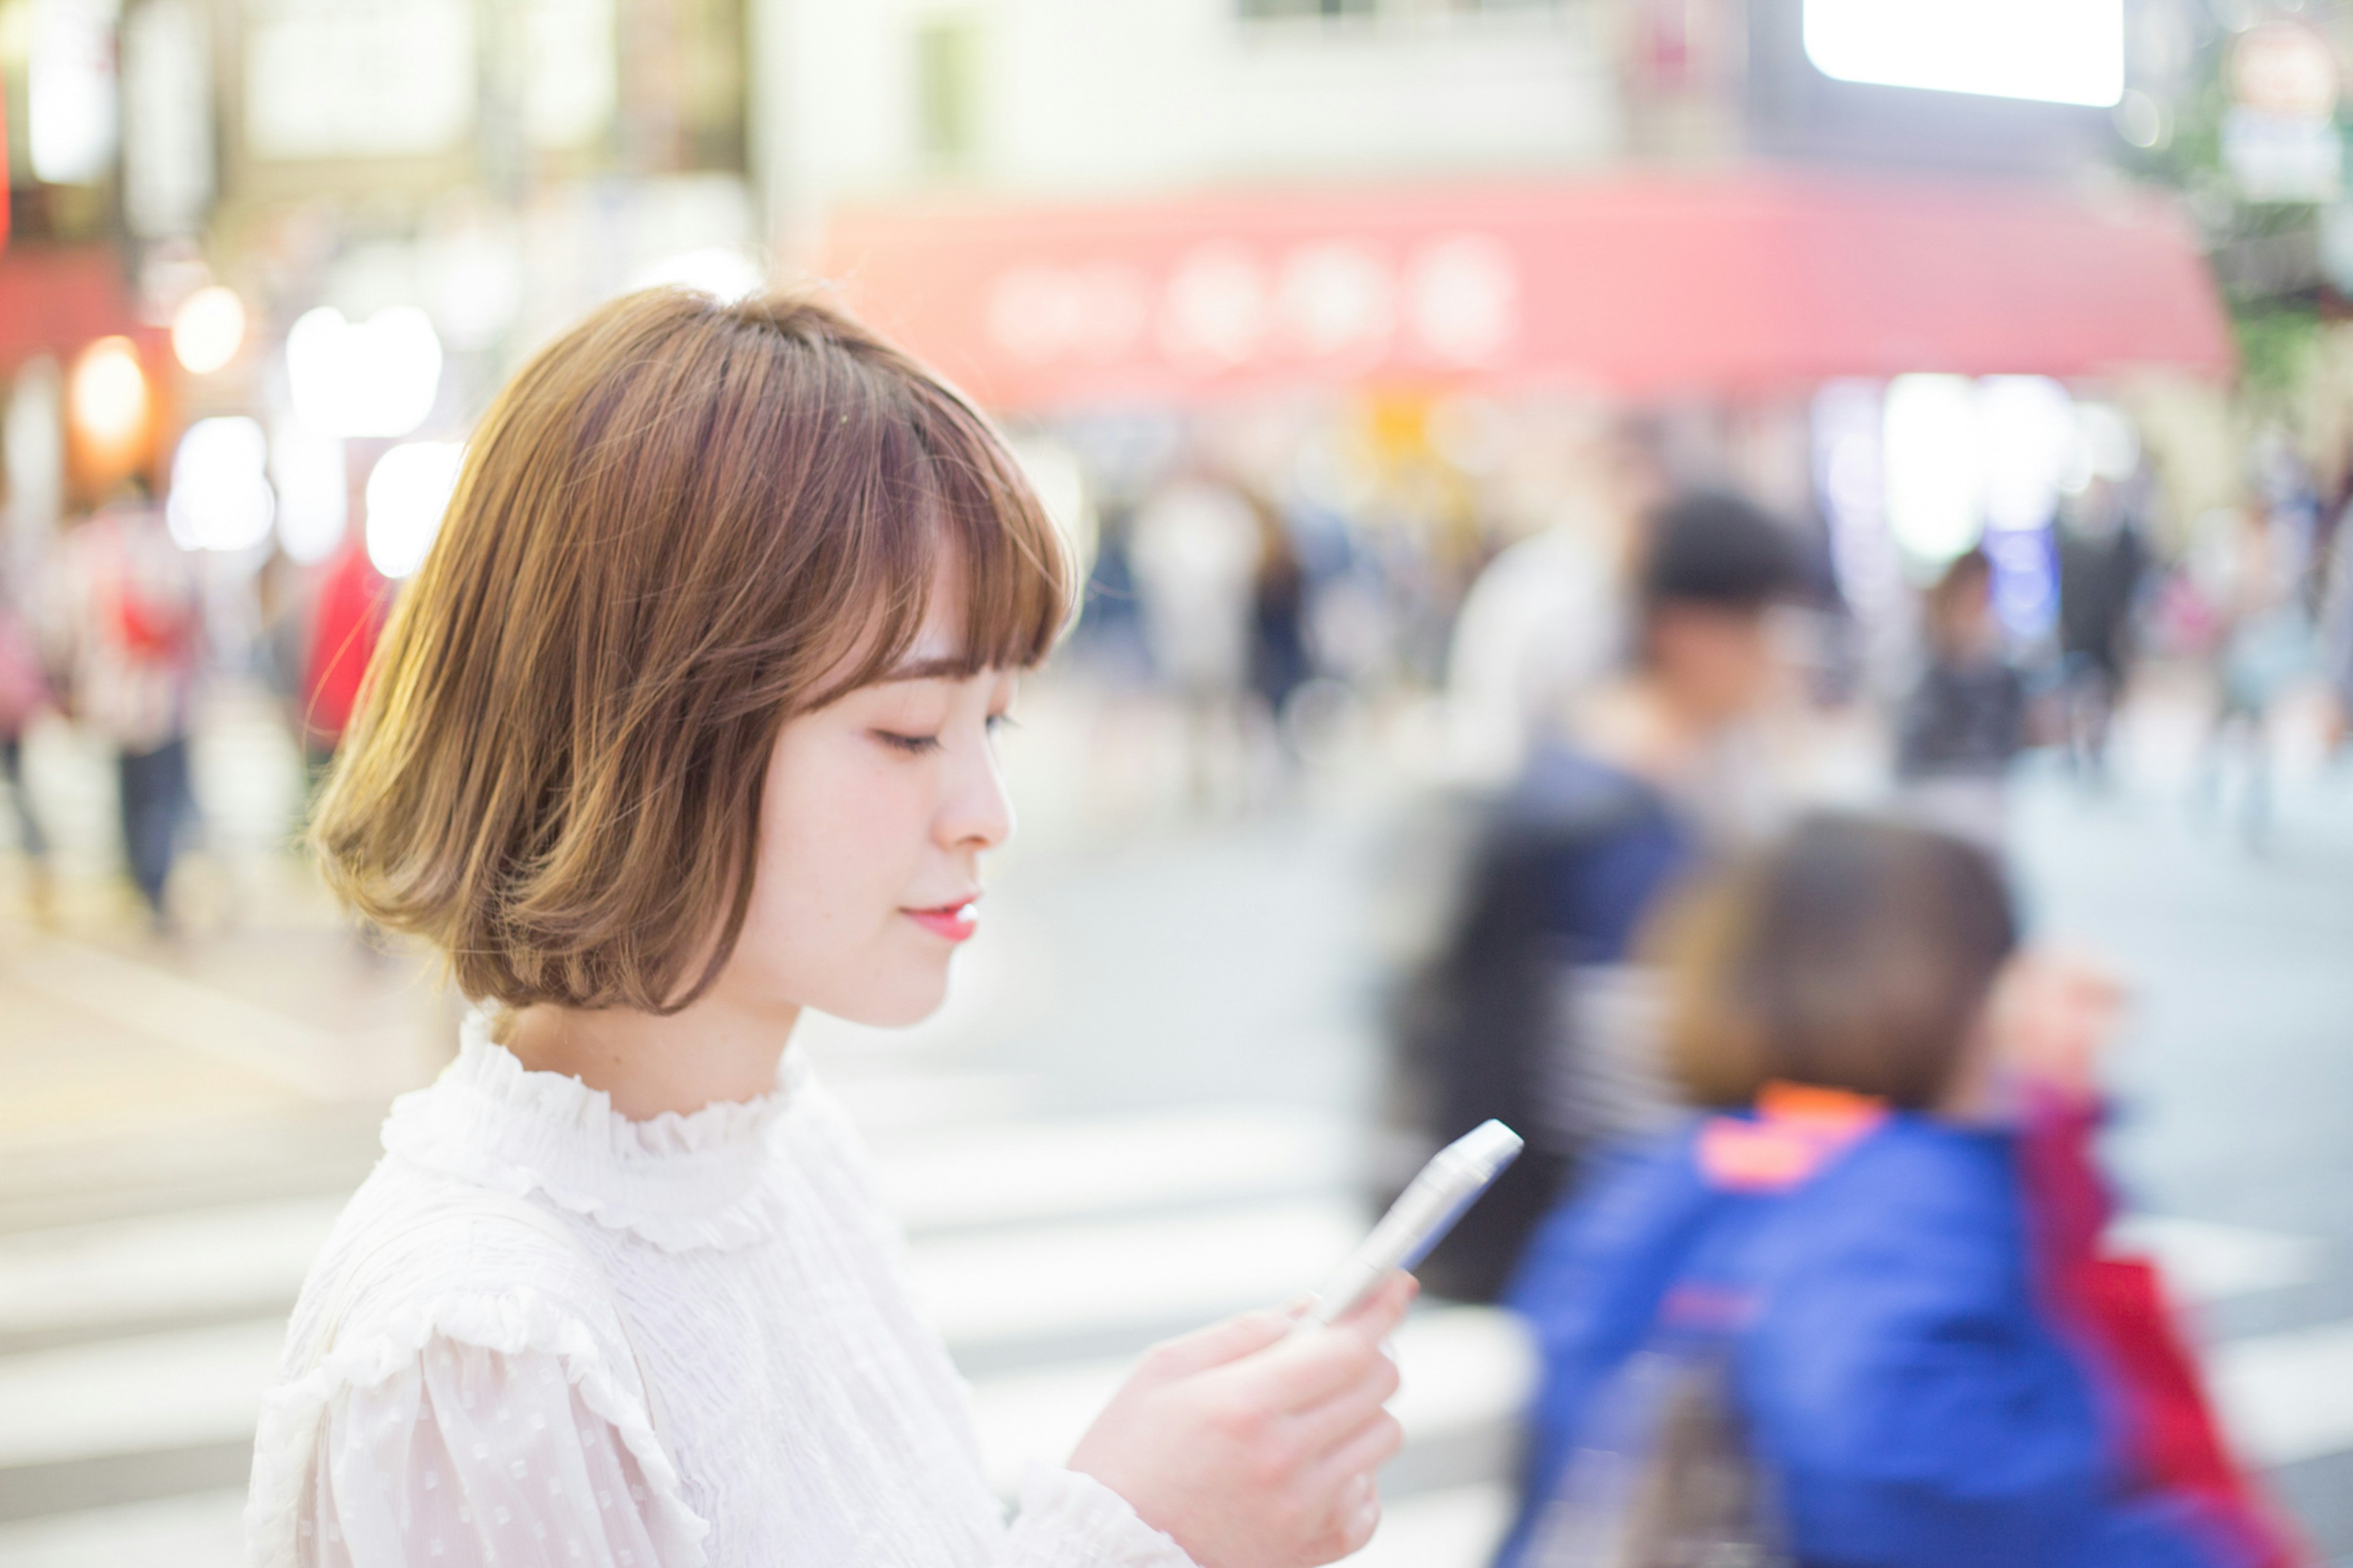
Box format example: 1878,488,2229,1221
25,0,118,184
618,0,748,173
525,0,618,151
1237,0,1375,18
1235,0,1558,17
246,0,476,160
121,0,214,239
914,14,982,174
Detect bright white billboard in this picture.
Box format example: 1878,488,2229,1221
1803,0,2126,109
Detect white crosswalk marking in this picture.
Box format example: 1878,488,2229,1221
0,1051,2344,1568
2212,1320,2353,1470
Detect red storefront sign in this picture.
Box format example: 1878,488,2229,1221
819,172,2232,412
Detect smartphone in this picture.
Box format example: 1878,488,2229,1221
1305,1119,1523,1325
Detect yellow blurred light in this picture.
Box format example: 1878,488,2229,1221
68,336,150,450
172,287,248,376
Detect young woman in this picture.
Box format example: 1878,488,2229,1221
1496,814,2293,1568
246,290,1413,1568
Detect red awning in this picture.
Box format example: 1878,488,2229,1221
0,244,150,374
819,172,2234,412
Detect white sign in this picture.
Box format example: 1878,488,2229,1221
246,0,475,161
1803,0,2125,109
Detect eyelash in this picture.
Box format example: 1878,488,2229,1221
873,714,1015,756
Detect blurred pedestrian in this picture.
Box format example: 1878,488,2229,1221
1388,491,1802,1303
298,529,392,788
2199,506,2314,849
2055,484,2147,784
2318,503,2353,756
1249,499,1311,755
0,555,55,923
1129,473,1260,808
51,479,203,932
1498,814,2297,1568
1895,548,2026,850
255,290,1412,1568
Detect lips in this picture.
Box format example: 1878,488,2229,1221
904,900,979,942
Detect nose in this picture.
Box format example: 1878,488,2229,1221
936,725,1015,854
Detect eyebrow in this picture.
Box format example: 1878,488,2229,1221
876,656,977,683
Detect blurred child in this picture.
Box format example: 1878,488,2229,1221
1896,549,2026,850
1498,814,2295,1568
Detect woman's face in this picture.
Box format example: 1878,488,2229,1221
722,605,1019,1029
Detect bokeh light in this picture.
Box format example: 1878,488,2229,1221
66,336,150,455
364,441,464,578
287,306,444,439
171,287,248,376
271,419,349,564
167,417,276,553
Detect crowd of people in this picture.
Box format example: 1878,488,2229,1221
1370,463,2352,1563
1,293,2351,1565
0,482,389,933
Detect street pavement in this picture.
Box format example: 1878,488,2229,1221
0,678,2347,1565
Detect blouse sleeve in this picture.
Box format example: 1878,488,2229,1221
297,1338,698,1568
1002,1463,1200,1568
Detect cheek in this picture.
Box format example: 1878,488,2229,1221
743,741,931,953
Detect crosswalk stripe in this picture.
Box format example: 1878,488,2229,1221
0,1105,1347,1350
0,1487,250,1568
1351,1482,1517,1568
913,1198,1362,1348
874,1105,1350,1231
0,1198,342,1343
966,1306,1535,1494
0,1319,285,1472
2107,1214,2326,1305
2211,1319,2353,1469
0,1481,1531,1568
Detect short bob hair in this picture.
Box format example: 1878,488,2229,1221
1653,813,2018,1111
313,289,1072,1014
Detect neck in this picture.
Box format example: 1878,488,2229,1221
502,989,800,1121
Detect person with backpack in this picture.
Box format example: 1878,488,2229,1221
1388,491,1804,1304
1497,814,2298,1568
52,480,205,932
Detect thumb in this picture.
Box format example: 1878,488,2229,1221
1140,1306,1297,1382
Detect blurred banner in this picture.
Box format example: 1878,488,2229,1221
822,172,2235,414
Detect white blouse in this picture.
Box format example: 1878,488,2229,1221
245,1015,1199,1568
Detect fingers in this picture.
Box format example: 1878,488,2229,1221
1138,1306,1296,1382
1323,1473,1382,1562
1238,1271,1417,1409
1305,1409,1405,1493
1288,1349,1401,1457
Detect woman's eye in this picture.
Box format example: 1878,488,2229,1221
985,713,1018,736
873,730,942,756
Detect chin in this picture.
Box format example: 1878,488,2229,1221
820,969,953,1030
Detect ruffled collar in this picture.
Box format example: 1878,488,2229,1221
382,1010,802,1252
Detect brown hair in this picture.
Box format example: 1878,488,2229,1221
313,288,1071,1013
1654,813,2017,1110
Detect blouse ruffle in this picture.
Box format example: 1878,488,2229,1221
380,1013,801,1253
246,1284,709,1568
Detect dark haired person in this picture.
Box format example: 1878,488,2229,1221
1896,548,2028,850
1395,491,1805,1303
1496,815,2295,1568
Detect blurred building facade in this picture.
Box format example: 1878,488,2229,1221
0,0,2331,724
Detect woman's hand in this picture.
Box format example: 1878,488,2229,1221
1067,1271,1417,1568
